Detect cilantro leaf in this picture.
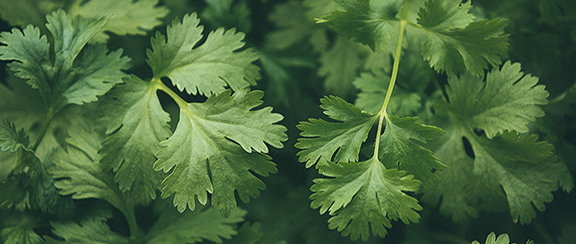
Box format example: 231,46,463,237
154,88,286,216
0,0,64,32
379,114,446,188
202,0,252,32
310,158,422,241
50,211,129,244
443,61,549,139
70,0,169,42
295,96,378,168
354,70,422,115
147,202,246,244
98,75,172,204
0,212,43,244
319,0,403,52
0,10,130,115
471,232,524,244
0,120,30,152
318,37,366,97
265,0,312,50
146,13,260,96
417,0,474,31
424,124,569,224
475,131,567,224
48,126,125,211
417,0,509,76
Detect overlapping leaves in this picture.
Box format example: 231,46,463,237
97,13,287,216
297,97,443,240
319,0,509,77
423,62,573,224
0,10,130,115
154,88,286,217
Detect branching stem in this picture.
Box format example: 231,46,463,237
152,78,189,109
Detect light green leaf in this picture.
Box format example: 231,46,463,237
418,0,509,76
471,232,515,244
379,114,446,188
98,75,172,204
444,61,549,139
0,10,130,115
154,88,286,216
295,96,378,168
146,13,260,96
70,0,169,42
310,158,422,241
147,203,246,244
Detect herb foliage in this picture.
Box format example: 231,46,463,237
0,0,575,243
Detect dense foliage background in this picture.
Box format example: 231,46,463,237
1,0,575,243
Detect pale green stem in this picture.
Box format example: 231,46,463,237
151,78,190,109
373,20,407,161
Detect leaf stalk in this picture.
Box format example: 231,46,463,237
374,20,407,162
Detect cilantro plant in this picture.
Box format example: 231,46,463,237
0,1,286,243
294,0,573,241
1,0,575,243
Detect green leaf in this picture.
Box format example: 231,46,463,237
0,213,43,244
147,202,246,244
318,37,366,97
319,0,403,52
154,88,287,216
265,0,313,50
146,13,260,96
70,0,169,42
49,210,129,244
417,0,474,31
0,226,43,244
424,125,568,224
202,0,252,32
48,125,125,211
0,120,30,152
379,114,446,188
354,70,422,115
98,75,172,204
418,0,509,76
471,232,516,244
476,132,566,224
0,10,130,115
310,158,422,241
295,96,378,168
443,61,549,139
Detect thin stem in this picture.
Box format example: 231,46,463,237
373,20,407,161
31,109,54,152
372,113,386,161
152,78,189,108
125,205,144,242
380,20,406,114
